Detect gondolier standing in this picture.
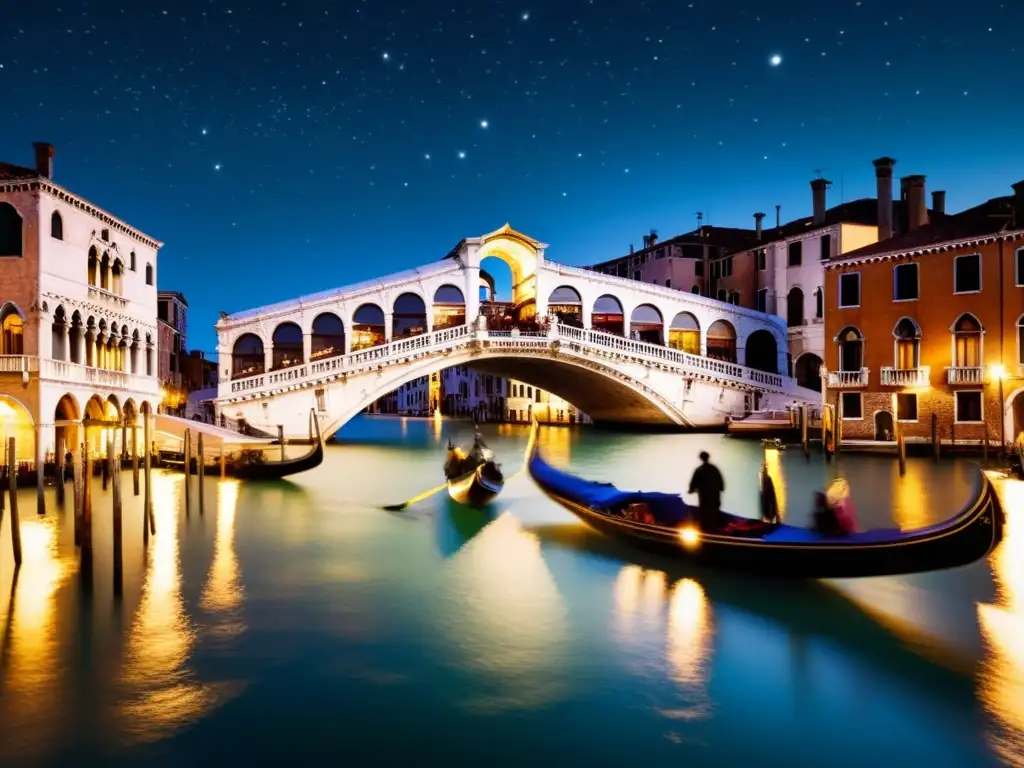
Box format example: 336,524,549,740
688,451,725,531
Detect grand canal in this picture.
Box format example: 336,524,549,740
0,417,1021,766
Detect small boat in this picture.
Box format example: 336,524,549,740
444,430,504,508
527,442,1004,579
161,409,325,482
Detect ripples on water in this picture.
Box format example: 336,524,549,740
0,415,1019,766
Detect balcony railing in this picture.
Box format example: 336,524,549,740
0,355,39,373
880,366,930,387
827,368,869,388
0,354,158,393
946,366,984,385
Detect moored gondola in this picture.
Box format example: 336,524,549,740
527,441,1004,579
160,410,325,482
444,429,504,508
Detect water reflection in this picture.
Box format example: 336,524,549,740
440,511,570,713
763,446,786,519
435,499,496,558
0,515,76,756
117,473,217,745
978,478,1024,765
199,479,246,640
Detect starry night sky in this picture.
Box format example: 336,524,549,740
2,1,1023,353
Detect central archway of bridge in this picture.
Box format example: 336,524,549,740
465,224,543,325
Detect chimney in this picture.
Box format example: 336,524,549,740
775,204,782,228
810,178,831,226
649,231,659,246
903,175,928,231
642,235,650,248
629,243,634,254
1012,181,1024,229
754,212,765,240
931,190,946,217
32,142,55,178
873,157,896,241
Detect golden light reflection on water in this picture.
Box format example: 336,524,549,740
613,566,714,723
0,515,76,755
763,447,786,519
442,511,570,714
978,477,1024,765
892,461,929,530
117,473,228,745
199,480,246,640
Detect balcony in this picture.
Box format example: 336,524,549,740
0,355,39,374
827,368,869,388
0,355,158,395
946,366,985,385
880,366,930,387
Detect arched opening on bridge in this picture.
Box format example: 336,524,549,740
706,319,737,363
272,322,304,370
0,394,35,464
794,352,823,391
311,312,345,361
479,255,532,329
232,333,265,378
352,303,386,350
54,393,80,462
592,294,624,336
476,226,541,325
668,312,700,355
629,304,663,344
433,285,466,330
786,287,804,327
392,292,427,339
548,286,583,327
745,330,778,374
837,326,864,371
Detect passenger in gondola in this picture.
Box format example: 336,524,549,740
688,451,725,531
759,462,780,524
812,492,842,535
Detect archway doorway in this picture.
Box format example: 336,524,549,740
629,304,663,343
0,394,35,465
352,304,386,350
392,293,427,340
794,353,823,391
706,320,737,363
592,295,625,336
874,410,894,441
432,285,466,330
476,224,542,325
745,330,779,374
479,255,522,330
1011,390,1024,442
54,393,81,463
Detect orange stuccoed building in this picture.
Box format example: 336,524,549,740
824,177,1024,448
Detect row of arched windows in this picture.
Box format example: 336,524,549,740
230,283,781,378
86,244,153,293
50,305,154,376
835,313,985,372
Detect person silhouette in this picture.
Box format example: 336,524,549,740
687,451,725,530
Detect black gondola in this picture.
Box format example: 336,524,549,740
444,429,504,508
527,441,1004,579
161,410,325,482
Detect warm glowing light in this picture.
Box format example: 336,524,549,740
990,363,1008,381
0,399,15,418
199,480,246,639
666,578,713,698
678,526,701,549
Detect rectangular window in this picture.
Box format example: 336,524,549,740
893,263,919,301
840,392,863,419
756,288,768,312
788,241,802,267
955,391,983,423
820,234,832,261
723,257,734,277
632,270,641,281
1016,247,1024,286
694,261,704,277
838,272,861,308
711,261,720,279
665,279,672,289
756,249,766,271
954,253,981,294
896,393,918,421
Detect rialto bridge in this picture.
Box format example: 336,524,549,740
215,225,819,437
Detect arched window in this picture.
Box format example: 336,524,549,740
953,313,982,368
87,246,98,286
50,210,64,240
272,322,303,369
837,326,863,372
1,309,24,355
706,319,737,363
311,312,345,359
0,202,23,257
669,312,700,355
232,333,265,378
100,252,111,290
716,288,727,301
786,287,804,327
145,263,153,286
130,251,137,271
592,295,624,335
433,284,466,329
691,285,700,295
893,317,920,369
814,287,823,319
111,258,124,294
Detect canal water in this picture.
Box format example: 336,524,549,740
0,417,1020,766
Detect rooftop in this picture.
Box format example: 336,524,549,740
0,162,38,182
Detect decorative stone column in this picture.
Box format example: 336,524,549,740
63,322,72,362
122,342,132,373
264,344,274,374
76,326,87,366
384,312,394,343
96,331,108,369
302,332,312,364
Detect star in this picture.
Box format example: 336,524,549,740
214,163,221,171
424,153,431,160
457,150,466,159
769,54,782,67
382,52,389,61
521,12,529,21
201,128,208,136
480,119,488,129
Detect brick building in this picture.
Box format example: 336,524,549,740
824,179,1024,447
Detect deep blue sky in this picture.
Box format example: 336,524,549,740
3,1,1023,353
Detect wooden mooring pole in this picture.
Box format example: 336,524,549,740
220,445,226,479
74,443,83,546
102,435,109,490
56,434,65,505
143,412,154,540
184,428,192,514
931,413,940,461
801,404,810,461
36,426,45,515
82,443,93,558
197,432,205,515
132,424,140,496
110,438,123,597
7,437,22,567
279,425,286,462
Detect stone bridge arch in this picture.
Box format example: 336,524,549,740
458,224,549,324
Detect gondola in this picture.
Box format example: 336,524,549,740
527,441,1004,579
160,409,325,482
444,429,504,508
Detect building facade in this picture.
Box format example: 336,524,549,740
156,290,188,411
0,142,161,467
506,380,590,425
824,181,1024,446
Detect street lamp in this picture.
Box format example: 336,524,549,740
989,363,1008,447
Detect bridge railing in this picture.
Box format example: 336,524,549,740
225,319,792,401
